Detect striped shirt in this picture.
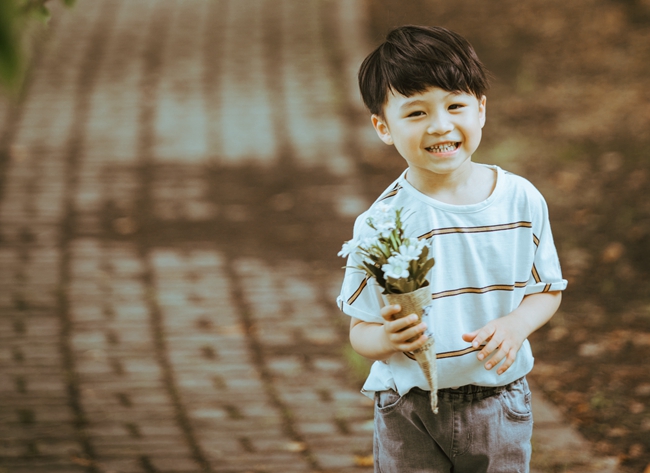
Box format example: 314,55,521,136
337,165,567,398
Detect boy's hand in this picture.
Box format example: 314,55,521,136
381,304,429,354
462,314,528,375
462,292,562,375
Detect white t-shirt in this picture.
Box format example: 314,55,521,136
337,165,567,398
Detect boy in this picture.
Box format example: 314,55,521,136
337,25,567,472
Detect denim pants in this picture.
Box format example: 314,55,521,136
374,377,533,473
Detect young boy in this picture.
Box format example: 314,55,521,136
337,26,567,472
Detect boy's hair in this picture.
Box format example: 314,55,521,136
358,25,490,117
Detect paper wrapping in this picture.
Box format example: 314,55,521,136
384,286,439,414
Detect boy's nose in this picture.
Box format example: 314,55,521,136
426,114,453,135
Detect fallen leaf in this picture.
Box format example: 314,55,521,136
575,402,591,414
354,454,374,467
629,401,645,414
607,427,629,438
629,443,644,458
599,151,623,173
635,383,650,396
10,144,29,162
216,324,245,336
564,391,586,406
284,441,306,453
601,242,625,263
547,326,569,342
555,170,582,192
632,333,650,347
562,248,591,278
113,217,137,235
596,440,613,454
579,342,606,357
70,456,94,467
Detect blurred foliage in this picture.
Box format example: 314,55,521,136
0,0,75,92
342,345,373,386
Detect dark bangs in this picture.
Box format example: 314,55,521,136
358,26,490,117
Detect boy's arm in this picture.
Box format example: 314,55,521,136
350,304,429,361
462,291,562,375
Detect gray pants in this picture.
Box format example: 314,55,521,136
374,377,533,473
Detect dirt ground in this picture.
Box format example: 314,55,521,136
363,1,650,471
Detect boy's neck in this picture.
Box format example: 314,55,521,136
406,162,497,206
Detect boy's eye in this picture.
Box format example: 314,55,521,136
448,104,464,110
407,111,425,117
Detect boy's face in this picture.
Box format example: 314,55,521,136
372,86,486,184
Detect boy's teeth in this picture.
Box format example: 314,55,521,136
427,143,457,152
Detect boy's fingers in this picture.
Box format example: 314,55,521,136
477,333,500,360
470,326,496,349
497,349,518,375
391,322,426,343
381,304,402,321
484,344,506,369
388,313,420,332
462,331,478,342
385,317,427,352
402,333,428,352
484,341,519,372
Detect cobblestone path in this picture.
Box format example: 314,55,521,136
0,0,375,471
0,1,619,473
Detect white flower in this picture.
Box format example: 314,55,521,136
398,240,426,261
382,256,410,279
371,203,397,227
338,239,359,258
376,220,396,236
375,202,394,216
360,236,379,249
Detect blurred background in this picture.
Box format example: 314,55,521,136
0,0,648,472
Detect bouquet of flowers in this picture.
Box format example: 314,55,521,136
339,203,440,413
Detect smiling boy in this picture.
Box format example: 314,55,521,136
337,26,567,472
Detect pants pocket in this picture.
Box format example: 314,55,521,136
375,389,403,413
499,379,533,422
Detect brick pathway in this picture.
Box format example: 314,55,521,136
0,1,618,472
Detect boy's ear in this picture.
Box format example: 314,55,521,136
371,115,393,145
479,95,487,128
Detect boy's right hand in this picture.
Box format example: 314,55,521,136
381,304,429,354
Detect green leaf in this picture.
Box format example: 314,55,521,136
363,262,386,287
363,261,381,278
409,259,417,275
31,5,51,23
419,258,435,277
0,0,22,89
417,246,429,264
384,279,401,295
385,277,419,295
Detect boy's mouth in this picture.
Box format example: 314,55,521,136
425,142,460,153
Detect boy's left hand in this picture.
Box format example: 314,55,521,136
462,292,562,375
462,314,528,375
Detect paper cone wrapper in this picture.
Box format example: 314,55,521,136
384,286,439,414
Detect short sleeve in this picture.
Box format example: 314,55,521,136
336,214,386,324
525,193,568,295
